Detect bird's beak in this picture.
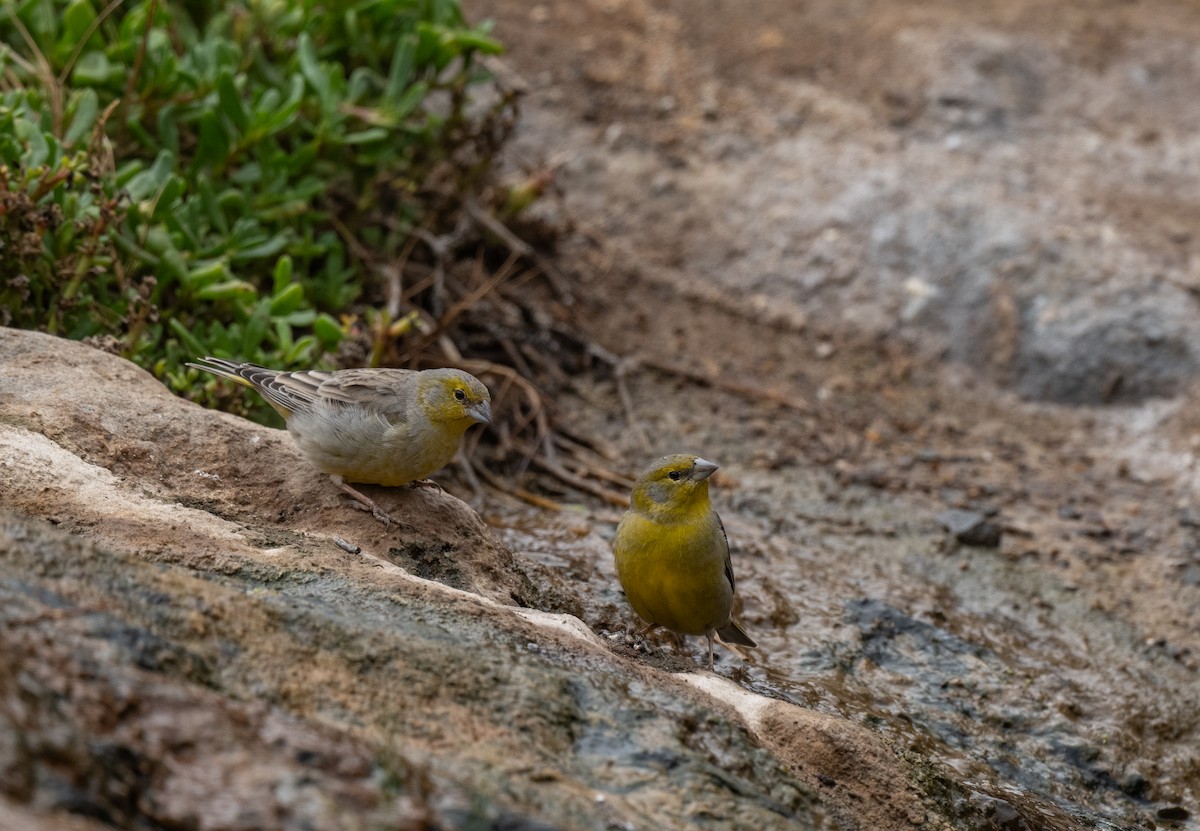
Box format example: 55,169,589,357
468,399,493,425
690,458,719,481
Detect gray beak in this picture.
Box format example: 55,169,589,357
468,399,493,425
690,458,719,481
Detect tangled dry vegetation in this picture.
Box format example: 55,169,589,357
377,193,640,509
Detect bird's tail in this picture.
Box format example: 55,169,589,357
187,357,294,418
186,356,272,389
716,620,757,648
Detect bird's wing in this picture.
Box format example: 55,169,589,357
716,512,735,594
297,368,419,421
245,369,335,415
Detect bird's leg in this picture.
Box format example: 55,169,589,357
706,633,715,671
637,622,660,637
332,476,409,529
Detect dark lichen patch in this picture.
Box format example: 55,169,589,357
389,540,465,586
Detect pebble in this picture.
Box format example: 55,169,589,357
1156,806,1190,823
936,509,1002,548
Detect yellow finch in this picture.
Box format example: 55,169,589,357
189,358,491,524
612,454,757,669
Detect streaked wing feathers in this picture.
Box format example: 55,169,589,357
266,368,418,421
716,512,735,594
189,358,419,422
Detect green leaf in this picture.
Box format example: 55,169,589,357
426,0,458,26
347,67,375,103
343,8,360,49
184,258,233,289
143,225,189,281
384,35,417,105
169,318,209,359
195,175,228,235
231,232,289,262
196,279,257,301
217,71,250,133
194,110,230,169
313,313,344,348
150,173,186,221
452,30,504,55
14,117,50,168
113,159,145,188
341,128,389,144
72,51,116,86
61,0,98,53
274,319,294,352
297,33,331,106
242,301,270,353
268,281,304,316
392,80,428,118
272,255,294,293
285,335,317,364
229,162,262,185
124,151,176,202
156,103,181,155
283,310,317,326
19,0,59,45
64,89,97,145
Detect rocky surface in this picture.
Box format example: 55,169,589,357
1,327,1000,831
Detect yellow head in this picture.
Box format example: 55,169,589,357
629,454,718,524
417,369,492,430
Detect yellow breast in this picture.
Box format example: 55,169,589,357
612,509,733,637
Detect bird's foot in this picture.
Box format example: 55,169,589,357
337,481,411,529
345,500,409,529
408,478,445,493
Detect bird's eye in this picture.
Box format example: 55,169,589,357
668,470,682,481
454,388,466,401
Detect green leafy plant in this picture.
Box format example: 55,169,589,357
0,0,506,421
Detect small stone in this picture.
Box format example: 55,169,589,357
1120,771,1149,798
1156,806,1189,823
936,509,1002,547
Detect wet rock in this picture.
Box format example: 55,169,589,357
844,598,992,679
936,509,1002,547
